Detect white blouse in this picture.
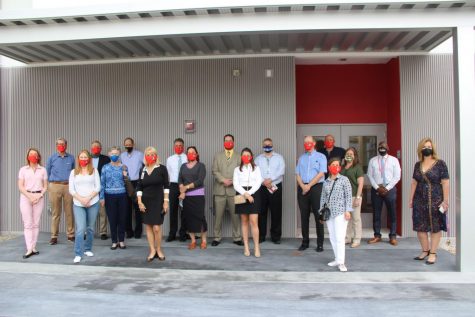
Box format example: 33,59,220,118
233,165,263,195
69,169,101,207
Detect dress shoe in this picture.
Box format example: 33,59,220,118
126,232,134,239
414,250,430,261
350,242,360,248
179,236,187,242
118,243,126,249
49,238,57,245
244,248,250,257
368,237,382,244
426,252,437,265
147,252,157,262
259,237,266,243
100,234,108,240
134,234,142,239
316,245,324,252
32,250,40,256
233,240,244,246
298,244,308,251
254,248,261,258
272,239,281,245
110,244,118,250
67,236,75,243
157,254,166,261
389,238,398,246
211,240,220,247
166,236,176,242
23,252,33,259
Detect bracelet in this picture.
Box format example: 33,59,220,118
164,199,169,202
356,196,362,199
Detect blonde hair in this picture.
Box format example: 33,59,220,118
417,137,438,162
74,150,94,175
143,146,161,166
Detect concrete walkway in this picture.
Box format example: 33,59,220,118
0,233,473,316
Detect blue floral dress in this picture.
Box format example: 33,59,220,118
412,160,449,233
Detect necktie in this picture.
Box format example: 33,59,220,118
226,151,231,160
178,155,182,179
381,158,387,185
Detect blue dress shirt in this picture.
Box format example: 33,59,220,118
46,152,75,182
295,150,327,184
120,149,143,181
255,152,286,185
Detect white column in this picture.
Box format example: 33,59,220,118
453,26,475,272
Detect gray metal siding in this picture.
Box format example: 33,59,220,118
0,57,297,237
400,55,456,238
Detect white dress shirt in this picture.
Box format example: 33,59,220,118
166,153,188,183
367,154,401,191
233,165,263,195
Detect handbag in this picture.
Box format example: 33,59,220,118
122,165,136,200
234,195,247,205
319,178,338,222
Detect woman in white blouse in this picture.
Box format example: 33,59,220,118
69,150,101,264
233,148,263,257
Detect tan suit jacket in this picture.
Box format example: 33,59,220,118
213,150,240,196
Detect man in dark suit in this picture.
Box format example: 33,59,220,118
91,140,111,240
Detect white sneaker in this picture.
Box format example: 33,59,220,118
338,264,348,272
84,251,94,257
327,261,338,267
73,256,81,263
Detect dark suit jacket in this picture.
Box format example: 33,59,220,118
97,154,111,175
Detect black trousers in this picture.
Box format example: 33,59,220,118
125,180,142,237
258,183,283,241
105,193,127,243
168,183,186,239
297,183,324,246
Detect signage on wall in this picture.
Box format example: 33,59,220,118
185,120,195,133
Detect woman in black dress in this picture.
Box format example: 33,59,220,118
179,146,207,250
137,147,169,262
409,138,449,265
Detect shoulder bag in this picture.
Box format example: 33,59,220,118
319,178,338,222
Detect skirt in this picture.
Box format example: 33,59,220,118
235,189,261,215
141,195,164,226
183,195,208,233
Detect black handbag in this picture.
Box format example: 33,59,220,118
319,178,338,222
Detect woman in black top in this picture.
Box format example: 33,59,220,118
179,146,207,250
137,147,169,262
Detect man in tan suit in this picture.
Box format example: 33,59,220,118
211,134,243,246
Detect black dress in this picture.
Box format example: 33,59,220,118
136,165,169,226
412,160,449,233
179,162,208,233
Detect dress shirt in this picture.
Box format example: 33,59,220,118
69,169,101,207
367,154,401,191
225,149,234,160
92,157,99,169
318,146,346,161
120,149,144,181
295,150,327,184
18,165,47,191
320,174,353,218
166,153,188,183
233,165,263,195
100,163,127,199
255,152,285,185
46,152,75,182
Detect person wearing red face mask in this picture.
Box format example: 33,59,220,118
165,138,188,242
46,137,75,245
178,146,208,250
318,134,346,165
211,134,243,247
68,150,101,264
18,148,48,259
90,140,111,240
136,147,170,262
320,157,353,272
295,136,327,252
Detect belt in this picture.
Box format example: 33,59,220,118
27,190,42,193
50,181,68,185
242,186,252,190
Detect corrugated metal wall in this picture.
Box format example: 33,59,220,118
400,54,456,238
0,57,297,237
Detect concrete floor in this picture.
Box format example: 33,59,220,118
0,233,473,316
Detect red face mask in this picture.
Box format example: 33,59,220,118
329,165,341,175
145,154,157,165
57,144,66,152
324,140,334,149
174,145,184,155
241,155,252,164
187,153,197,161
28,155,38,164
91,146,101,155
304,142,314,152
224,141,234,150
79,159,89,167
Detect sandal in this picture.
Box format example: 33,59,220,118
200,241,207,250
414,250,430,261
426,252,437,265
188,241,196,250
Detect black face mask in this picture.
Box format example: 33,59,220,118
421,148,433,157
378,148,387,156
125,146,133,153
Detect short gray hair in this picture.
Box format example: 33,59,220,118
56,137,67,145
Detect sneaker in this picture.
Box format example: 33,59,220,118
73,256,81,263
327,261,338,267
338,264,348,272
84,251,94,257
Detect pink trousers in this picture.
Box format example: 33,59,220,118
20,194,44,251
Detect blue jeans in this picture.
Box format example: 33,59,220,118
73,202,100,257
371,187,397,238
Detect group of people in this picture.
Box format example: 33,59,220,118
17,133,449,271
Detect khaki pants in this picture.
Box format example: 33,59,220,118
213,195,241,241
49,183,74,238
98,203,108,235
346,197,362,244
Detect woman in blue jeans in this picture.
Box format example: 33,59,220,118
69,150,101,264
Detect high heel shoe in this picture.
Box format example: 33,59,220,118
254,248,261,258
414,250,430,260
244,248,250,257
188,241,196,250
426,252,437,265
147,252,156,262
200,241,207,250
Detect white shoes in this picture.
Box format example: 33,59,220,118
84,251,94,257
327,261,338,267
338,264,348,272
73,256,81,263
